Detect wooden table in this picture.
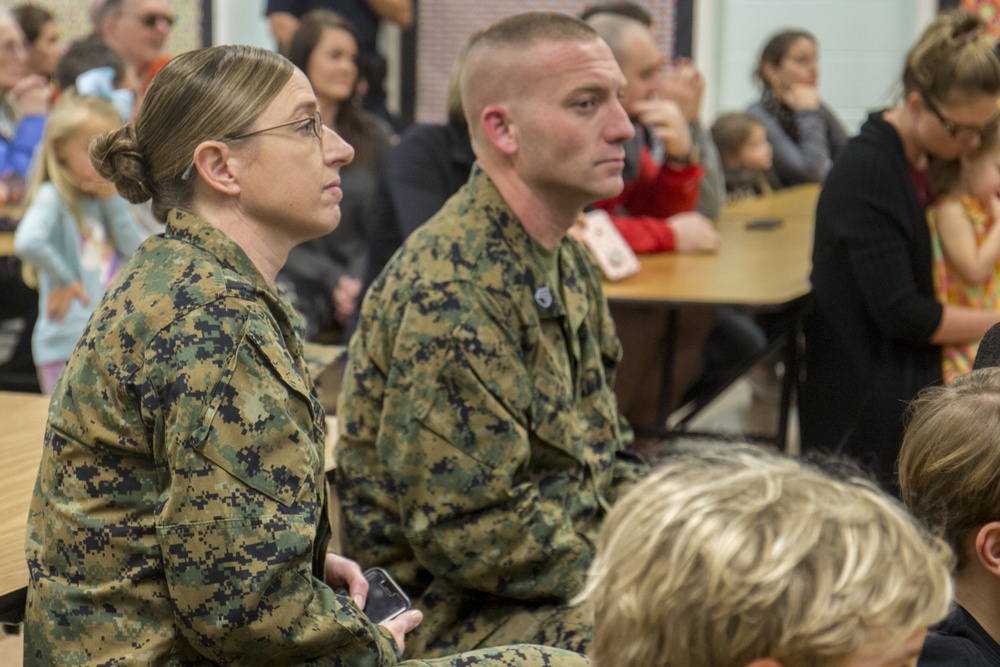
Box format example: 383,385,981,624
603,184,819,446
0,391,48,625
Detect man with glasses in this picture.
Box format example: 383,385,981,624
98,0,173,95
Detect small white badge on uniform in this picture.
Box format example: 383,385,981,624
534,286,553,309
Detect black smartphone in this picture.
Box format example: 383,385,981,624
745,217,783,230
361,567,411,624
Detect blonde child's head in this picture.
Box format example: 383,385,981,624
29,92,123,208
576,443,953,667
712,111,773,172
929,116,1000,201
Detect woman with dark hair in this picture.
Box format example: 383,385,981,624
747,28,847,187
279,9,391,342
12,4,63,80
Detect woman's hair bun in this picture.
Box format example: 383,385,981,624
90,123,154,204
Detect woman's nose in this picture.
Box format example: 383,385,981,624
322,124,355,166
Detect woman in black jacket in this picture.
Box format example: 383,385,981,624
802,9,1000,492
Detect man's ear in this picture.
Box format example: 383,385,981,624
191,141,240,196
101,13,119,41
480,104,518,156
975,521,1000,576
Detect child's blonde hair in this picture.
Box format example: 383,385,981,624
24,92,122,235
576,443,953,667
929,119,1000,199
19,93,122,287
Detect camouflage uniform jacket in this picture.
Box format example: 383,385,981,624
337,166,648,657
23,210,401,666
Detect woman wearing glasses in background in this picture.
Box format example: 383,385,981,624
801,9,1000,495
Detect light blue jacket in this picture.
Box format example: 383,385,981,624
14,182,143,364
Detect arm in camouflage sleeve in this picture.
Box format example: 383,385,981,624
608,417,647,503
150,299,400,666
589,265,647,504
403,645,591,666
371,284,595,602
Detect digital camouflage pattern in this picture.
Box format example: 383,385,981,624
414,646,590,667
22,209,402,666
23,209,587,667
337,166,648,659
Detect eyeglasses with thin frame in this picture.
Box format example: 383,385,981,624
221,111,323,142
923,94,999,141
133,12,175,29
180,112,324,180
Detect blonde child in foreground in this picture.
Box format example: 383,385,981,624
14,93,142,393
928,122,1000,382
575,443,952,667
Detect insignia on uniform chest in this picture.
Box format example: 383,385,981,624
534,286,553,309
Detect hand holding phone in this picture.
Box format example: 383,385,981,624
359,567,412,624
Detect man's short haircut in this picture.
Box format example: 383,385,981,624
576,443,953,667
460,12,599,150
584,12,644,67
900,367,1000,570
98,0,124,20
579,1,653,27
465,11,596,51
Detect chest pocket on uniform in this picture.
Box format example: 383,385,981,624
414,319,533,470
194,316,319,508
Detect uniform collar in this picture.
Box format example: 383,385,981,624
467,165,592,332
164,209,271,294
163,208,306,343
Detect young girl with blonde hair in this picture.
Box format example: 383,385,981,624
929,123,1000,382
14,92,141,393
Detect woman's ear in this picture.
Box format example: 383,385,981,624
975,521,1000,576
191,141,240,196
761,63,780,90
